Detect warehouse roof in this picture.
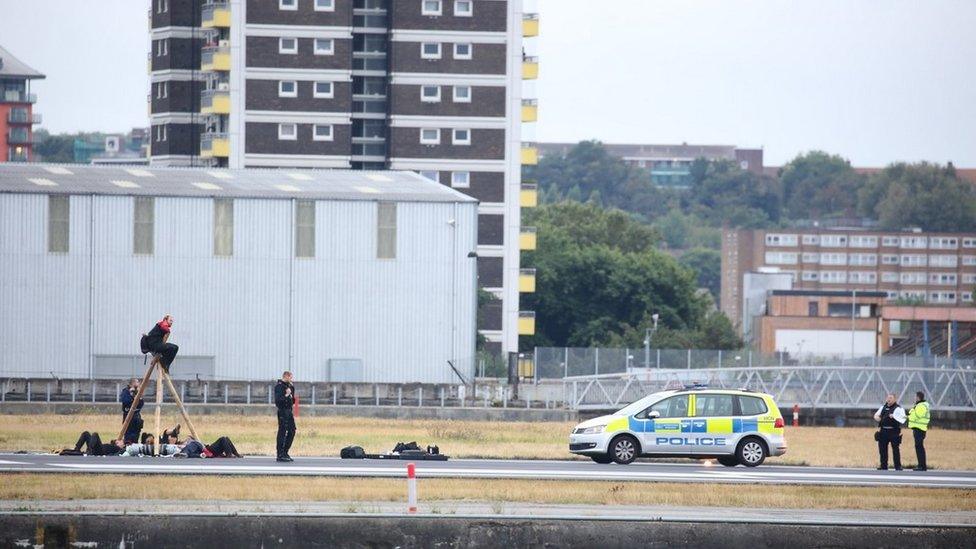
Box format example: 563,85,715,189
0,164,477,203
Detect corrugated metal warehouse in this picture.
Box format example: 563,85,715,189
0,164,478,383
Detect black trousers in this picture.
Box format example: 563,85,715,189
276,410,296,457
153,343,179,368
878,428,902,469
74,431,115,456
122,413,144,444
913,428,927,469
207,436,241,457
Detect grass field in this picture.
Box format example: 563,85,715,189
1,413,974,470
3,474,975,511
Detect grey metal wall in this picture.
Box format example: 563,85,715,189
0,193,477,383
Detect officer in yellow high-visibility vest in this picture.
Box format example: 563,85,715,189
907,391,930,471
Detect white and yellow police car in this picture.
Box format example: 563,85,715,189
569,387,787,466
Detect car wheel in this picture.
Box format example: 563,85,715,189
736,437,767,467
717,456,738,467
609,435,639,465
590,454,613,464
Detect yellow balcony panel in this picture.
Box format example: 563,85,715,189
521,99,538,122
521,144,538,166
523,14,539,37
520,226,537,251
518,311,536,336
201,133,230,158
519,268,537,293
202,4,231,28
202,47,231,72
201,90,231,115
522,57,539,79
517,355,535,377
520,182,538,208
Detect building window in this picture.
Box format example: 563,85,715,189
420,128,440,145
801,271,819,281
929,273,957,285
808,302,819,317
881,272,898,282
929,237,958,249
422,0,442,16
48,195,70,253
900,272,927,285
278,123,298,140
963,292,974,303
964,274,976,284
882,236,900,247
295,200,315,258
849,235,878,248
848,253,877,266
279,38,298,54
213,199,234,257
454,43,472,59
928,292,957,304
154,125,167,142
421,85,441,103
453,85,471,103
377,203,397,259
133,197,154,255
451,171,470,188
820,252,846,265
279,0,297,10
765,233,798,247
313,124,333,141
157,0,168,13
314,81,334,98
900,236,927,249
314,0,335,11
963,255,976,266
454,0,473,16
452,128,471,145
820,234,847,247
801,234,819,245
820,271,847,284
418,170,439,183
314,38,334,55
421,42,442,59
155,39,168,57
156,82,168,99
929,254,958,267
848,272,877,284
881,254,899,265
900,254,927,267
963,238,976,248
764,251,798,265
801,252,819,263
279,80,298,98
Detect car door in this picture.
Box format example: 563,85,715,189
635,394,691,454
691,393,736,454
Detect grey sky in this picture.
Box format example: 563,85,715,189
3,0,974,166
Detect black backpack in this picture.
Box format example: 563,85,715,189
140,334,151,355
340,446,365,459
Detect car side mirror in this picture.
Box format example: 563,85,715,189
649,410,661,419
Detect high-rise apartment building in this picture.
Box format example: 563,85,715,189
149,0,538,355
0,45,45,163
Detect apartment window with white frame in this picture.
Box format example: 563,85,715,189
451,171,470,188
314,0,335,11
156,39,168,57
848,272,877,284
313,124,333,141
764,251,797,265
279,37,298,54
421,42,442,59
820,252,846,265
422,0,442,16
765,233,798,247
420,128,440,145
801,271,819,281
901,254,927,267
901,290,925,300
881,254,899,265
820,234,847,247
900,236,928,249
886,291,900,299
848,253,877,266
278,123,298,140
278,80,298,98
820,271,847,284
801,252,819,263
452,128,471,145
453,85,471,103
882,236,900,247
453,43,472,59
418,170,439,183
963,292,974,303
929,254,958,267
801,234,819,245
279,0,297,10
454,0,473,16
928,291,956,304
900,272,927,285
314,38,334,55
964,238,976,248
314,81,334,98
929,237,958,249
849,235,878,248
929,273,957,285
881,272,899,283
964,274,976,284
963,255,976,266
421,85,441,102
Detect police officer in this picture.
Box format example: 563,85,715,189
119,378,145,444
274,371,296,463
907,391,930,471
873,393,906,470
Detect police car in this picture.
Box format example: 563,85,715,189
569,387,787,466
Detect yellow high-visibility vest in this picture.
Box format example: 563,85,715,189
908,401,930,431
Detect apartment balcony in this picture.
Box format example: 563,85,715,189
7,129,34,145
200,132,230,158
1,90,37,104
520,181,538,208
523,13,539,37
519,268,537,293
202,1,231,28
7,111,41,124
519,226,537,251
522,56,539,79
518,311,536,336
521,143,538,165
201,89,231,115
521,98,538,123
202,45,231,72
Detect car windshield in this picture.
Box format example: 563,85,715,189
615,392,672,417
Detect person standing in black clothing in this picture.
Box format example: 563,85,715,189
119,378,145,444
275,371,297,462
143,314,179,372
873,393,906,470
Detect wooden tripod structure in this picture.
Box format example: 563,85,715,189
118,350,199,455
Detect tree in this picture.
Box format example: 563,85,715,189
858,163,976,232
780,151,865,219
687,160,782,227
32,129,75,163
678,247,721,303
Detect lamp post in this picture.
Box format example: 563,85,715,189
644,313,660,368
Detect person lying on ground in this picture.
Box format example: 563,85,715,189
60,431,125,456
174,436,243,458
160,424,182,445
120,435,182,457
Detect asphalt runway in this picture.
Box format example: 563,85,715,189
2,453,975,488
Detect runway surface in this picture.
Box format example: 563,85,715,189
2,453,975,488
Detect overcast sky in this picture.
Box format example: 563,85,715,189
3,0,974,166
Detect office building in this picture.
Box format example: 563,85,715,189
0,45,44,163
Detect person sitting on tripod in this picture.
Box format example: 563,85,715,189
143,314,179,373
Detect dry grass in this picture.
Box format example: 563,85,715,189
1,473,974,511
1,414,974,470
